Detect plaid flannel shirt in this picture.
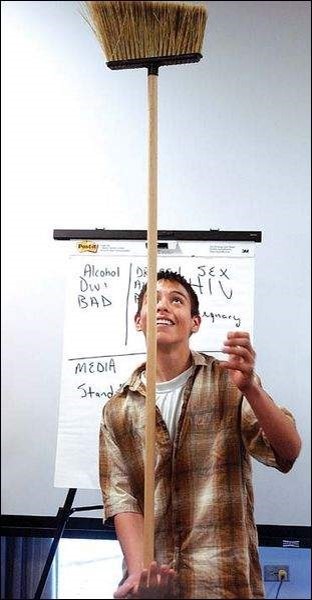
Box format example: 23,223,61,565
99,351,296,599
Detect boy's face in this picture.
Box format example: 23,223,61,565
134,278,201,348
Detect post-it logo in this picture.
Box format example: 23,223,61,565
77,241,98,253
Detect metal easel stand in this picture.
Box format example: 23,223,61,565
33,488,103,599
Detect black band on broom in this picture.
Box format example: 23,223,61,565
81,0,207,568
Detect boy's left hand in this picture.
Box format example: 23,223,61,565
220,332,256,392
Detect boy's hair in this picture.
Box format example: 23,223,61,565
135,269,200,318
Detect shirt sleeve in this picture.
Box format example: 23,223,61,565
240,393,297,474
99,401,142,522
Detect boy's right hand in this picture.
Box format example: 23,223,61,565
113,561,176,599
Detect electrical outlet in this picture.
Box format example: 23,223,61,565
263,565,289,582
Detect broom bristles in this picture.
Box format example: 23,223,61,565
82,1,207,63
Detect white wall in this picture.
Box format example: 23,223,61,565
1,0,310,525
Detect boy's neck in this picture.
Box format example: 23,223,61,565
155,346,193,382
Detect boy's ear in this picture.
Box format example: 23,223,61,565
134,315,142,331
191,314,201,333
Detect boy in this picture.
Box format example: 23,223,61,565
100,270,301,599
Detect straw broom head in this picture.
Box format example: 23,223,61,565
82,1,207,63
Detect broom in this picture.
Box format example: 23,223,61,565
82,0,207,568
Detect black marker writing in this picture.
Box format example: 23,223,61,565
75,358,117,375
78,295,112,309
136,266,148,278
133,279,144,290
201,311,241,327
218,280,232,300
77,383,115,399
189,265,233,299
83,265,120,278
80,277,101,293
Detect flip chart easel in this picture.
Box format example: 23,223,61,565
34,230,261,599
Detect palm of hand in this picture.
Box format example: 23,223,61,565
114,563,176,599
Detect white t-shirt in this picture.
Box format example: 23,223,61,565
142,366,194,440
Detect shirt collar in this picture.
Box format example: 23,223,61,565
122,350,209,394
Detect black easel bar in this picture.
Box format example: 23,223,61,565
70,504,103,514
33,488,77,599
53,229,262,242
33,489,104,599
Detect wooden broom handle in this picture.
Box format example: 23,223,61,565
143,72,158,568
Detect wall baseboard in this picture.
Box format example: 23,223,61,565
1,515,310,547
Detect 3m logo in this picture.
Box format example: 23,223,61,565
242,249,249,253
